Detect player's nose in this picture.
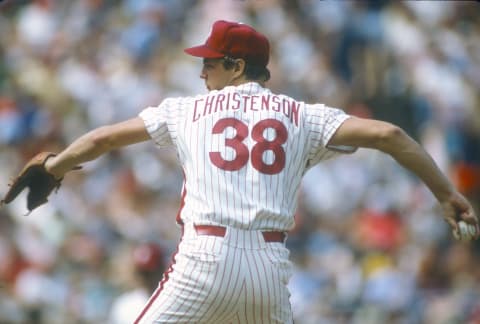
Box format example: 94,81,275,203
200,70,207,79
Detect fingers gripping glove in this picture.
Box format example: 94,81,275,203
1,152,78,213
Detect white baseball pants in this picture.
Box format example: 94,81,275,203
134,222,293,323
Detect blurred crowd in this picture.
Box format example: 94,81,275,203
0,0,479,323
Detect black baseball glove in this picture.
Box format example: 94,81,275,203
1,152,79,213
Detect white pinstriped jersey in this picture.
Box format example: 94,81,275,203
139,82,353,231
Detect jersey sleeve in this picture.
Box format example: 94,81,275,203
304,104,356,168
139,98,178,148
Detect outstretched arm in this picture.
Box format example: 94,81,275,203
328,117,478,237
45,117,150,179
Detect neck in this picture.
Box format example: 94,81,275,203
230,77,264,87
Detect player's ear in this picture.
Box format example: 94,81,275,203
234,59,246,75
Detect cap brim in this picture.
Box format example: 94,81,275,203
184,45,224,58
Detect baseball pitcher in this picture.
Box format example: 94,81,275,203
2,20,478,323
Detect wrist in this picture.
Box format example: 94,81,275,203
428,175,456,203
44,155,64,180
434,186,457,203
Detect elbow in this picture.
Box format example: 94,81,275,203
373,123,405,152
89,126,116,153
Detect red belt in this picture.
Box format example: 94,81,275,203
194,224,286,243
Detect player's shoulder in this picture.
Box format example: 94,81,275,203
160,94,197,105
302,102,349,117
156,93,206,112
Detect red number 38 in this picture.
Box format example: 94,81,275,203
209,118,288,175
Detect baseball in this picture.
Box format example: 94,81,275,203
454,221,477,241
468,222,477,236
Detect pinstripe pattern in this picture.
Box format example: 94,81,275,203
139,83,352,231
137,82,353,323
136,223,293,324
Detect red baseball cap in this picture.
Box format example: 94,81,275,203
184,20,270,67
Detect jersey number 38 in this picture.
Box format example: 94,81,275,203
209,118,288,175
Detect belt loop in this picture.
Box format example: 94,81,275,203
193,224,286,243
262,231,286,243
194,224,226,237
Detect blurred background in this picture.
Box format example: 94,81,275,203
0,0,479,323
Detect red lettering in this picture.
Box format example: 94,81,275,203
250,95,258,111
272,95,281,112
225,93,231,110
242,96,250,112
231,92,241,110
290,101,300,126
283,99,291,119
261,94,270,111
215,94,225,113
205,95,215,115
193,98,204,122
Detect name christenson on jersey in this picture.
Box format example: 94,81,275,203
193,93,300,126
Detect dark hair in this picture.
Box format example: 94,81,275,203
223,56,271,82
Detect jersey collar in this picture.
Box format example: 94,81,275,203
224,82,268,95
